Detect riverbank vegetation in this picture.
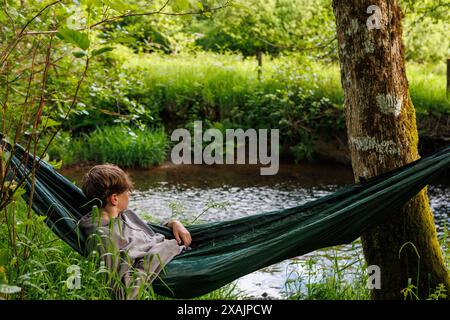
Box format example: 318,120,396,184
46,48,449,166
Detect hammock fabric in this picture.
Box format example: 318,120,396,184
2,136,449,298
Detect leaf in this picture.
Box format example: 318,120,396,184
72,51,86,58
91,47,114,57
106,0,137,11
57,28,90,50
0,11,6,23
48,159,63,169
195,1,204,10
21,218,35,227
12,187,26,200
0,249,7,266
36,216,47,223
112,36,136,44
41,116,61,128
172,0,190,12
0,284,21,294
84,0,98,9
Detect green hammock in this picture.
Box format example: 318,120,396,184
2,136,449,298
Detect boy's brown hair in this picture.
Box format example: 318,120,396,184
82,164,134,208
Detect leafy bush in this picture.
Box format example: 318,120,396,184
65,49,449,163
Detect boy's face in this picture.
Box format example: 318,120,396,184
109,190,131,212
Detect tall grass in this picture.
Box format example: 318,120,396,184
110,46,449,118
0,199,241,300
285,227,450,300
60,48,449,165
114,48,262,124
47,126,169,168
406,63,450,116
285,245,370,300
80,47,449,163
0,199,112,299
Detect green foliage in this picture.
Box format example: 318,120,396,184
285,246,371,300
2,0,448,168
404,18,450,64
401,0,450,62
190,0,337,58
42,130,80,166
427,283,448,300
97,0,226,54
0,199,112,300
47,126,169,168
57,28,91,51
1,0,449,301
172,0,191,12
64,47,448,163
407,63,450,116
91,46,115,57
72,51,87,58
104,0,139,12
0,198,241,300
99,15,174,54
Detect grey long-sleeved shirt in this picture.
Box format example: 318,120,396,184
78,209,183,299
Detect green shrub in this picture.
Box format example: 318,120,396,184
67,49,449,163
47,126,169,168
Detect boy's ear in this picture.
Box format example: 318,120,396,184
108,193,119,206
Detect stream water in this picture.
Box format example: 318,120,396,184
61,162,449,299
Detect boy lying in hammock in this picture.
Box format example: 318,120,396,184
78,164,191,299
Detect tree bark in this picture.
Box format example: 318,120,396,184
332,0,449,299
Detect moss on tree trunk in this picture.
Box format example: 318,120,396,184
332,0,449,299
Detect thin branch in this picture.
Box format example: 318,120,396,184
253,33,337,53
19,0,63,35
1,57,91,213
24,1,232,36
24,24,56,234
404,1,450,34
0,0,63,70
3,0,17,32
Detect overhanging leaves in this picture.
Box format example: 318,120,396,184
57,28,90,50
91,47,115,57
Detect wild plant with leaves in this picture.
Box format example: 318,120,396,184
0,0,231,299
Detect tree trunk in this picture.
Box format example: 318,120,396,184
332,0,449,299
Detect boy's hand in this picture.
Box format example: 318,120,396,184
168,220,192,246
